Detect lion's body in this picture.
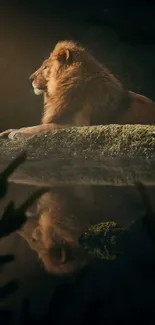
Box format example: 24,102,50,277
30,40,155,128
12,40,155,275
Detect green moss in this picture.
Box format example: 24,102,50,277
79,221,128,260
1,125,155,158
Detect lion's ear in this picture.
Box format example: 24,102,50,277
57,48,72,65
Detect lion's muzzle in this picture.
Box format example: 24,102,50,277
29,73,45,95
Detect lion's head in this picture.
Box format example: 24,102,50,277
29,41,84,96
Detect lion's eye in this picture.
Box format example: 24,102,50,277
43,66,48,70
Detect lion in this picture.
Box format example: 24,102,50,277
1,40,155,275
1,39,155,139
18,187,97,275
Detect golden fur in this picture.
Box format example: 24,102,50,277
5,40,155,275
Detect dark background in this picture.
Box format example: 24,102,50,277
0,1,155,323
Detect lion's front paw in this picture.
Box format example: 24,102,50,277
0,129,18,139
0,128,32,140
8,130,24,140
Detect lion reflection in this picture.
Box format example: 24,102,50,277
18,186,97,275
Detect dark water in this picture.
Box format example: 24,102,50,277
0,2,155,324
